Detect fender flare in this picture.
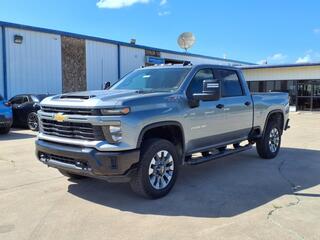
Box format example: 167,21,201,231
136,121,185,150
262,109,284,136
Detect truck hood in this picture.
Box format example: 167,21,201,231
40,89,171,108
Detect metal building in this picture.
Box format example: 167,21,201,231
0,21,251,99
242,63,320,111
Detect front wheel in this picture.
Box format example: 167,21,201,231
27,112,39,131
256,121,281,159
130,138,179,199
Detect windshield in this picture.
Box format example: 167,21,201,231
110,68,191,92
31,95,49,102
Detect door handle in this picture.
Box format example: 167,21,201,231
216,104,224,109
244,101,251,106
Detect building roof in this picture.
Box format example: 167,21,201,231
240,62,320,70
0,21,254,65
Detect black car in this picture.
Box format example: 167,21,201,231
8,94,50,131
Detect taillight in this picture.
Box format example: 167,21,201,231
4,102,11,107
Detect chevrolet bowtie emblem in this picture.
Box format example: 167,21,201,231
53,113,67,122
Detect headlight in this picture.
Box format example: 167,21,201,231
100,107,130,115
102,125,122,143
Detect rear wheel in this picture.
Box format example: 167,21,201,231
58,169,87,179
256,120,281,159
130,138,179,199
27,112,39,131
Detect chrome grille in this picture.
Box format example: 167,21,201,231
41,106,96,115
41,119,104,140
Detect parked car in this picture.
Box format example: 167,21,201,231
9,94,50,131
36,64,290,198
0,94,13,134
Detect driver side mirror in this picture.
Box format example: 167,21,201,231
103,81,111,90
193,79,220,101
188,79,220,108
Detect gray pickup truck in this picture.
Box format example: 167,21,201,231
36,64,290,198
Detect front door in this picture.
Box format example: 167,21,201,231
184,68,225,153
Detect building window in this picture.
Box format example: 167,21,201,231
247,80,297,106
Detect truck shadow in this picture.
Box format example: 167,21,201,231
68,147,320,218
0,128,36,140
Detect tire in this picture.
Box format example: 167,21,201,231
0,126,11,134
27,112,39,131
130,138,179,199
256,120,282,159
58,169,87,179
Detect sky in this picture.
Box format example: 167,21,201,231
1,0,320,64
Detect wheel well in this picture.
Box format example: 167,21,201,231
266,111,284,133
140,125,184,160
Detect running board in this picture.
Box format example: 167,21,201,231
185,144,252,165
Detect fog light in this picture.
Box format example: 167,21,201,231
102,125,122,143
109,126,122,142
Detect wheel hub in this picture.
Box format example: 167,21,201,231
148,150,174,190
269,128,280,153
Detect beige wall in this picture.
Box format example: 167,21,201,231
243,66,320,81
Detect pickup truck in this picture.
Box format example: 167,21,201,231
0,94,13,134
36,64,290,198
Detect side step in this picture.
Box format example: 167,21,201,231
185,144,252,165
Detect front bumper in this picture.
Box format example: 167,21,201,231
0,116,12,128
36,140,140,182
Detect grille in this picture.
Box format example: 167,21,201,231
41,119,104,140
41,106,97,115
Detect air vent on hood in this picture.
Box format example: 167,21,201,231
60,95,96,100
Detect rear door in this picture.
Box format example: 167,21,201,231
214,69,253,142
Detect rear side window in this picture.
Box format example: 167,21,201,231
187,69,215,97
216,70,243,97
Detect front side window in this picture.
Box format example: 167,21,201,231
216,70,243,97
111,68,191,92
187,69,215,97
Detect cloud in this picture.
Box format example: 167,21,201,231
296,54,312,63
160,0,167,6
158,11,171,16
296,50,320,63
269,53,287,61
313,28,320,34
257,53,287,64
97,0,150,9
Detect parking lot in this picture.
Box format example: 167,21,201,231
0,113,319,240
